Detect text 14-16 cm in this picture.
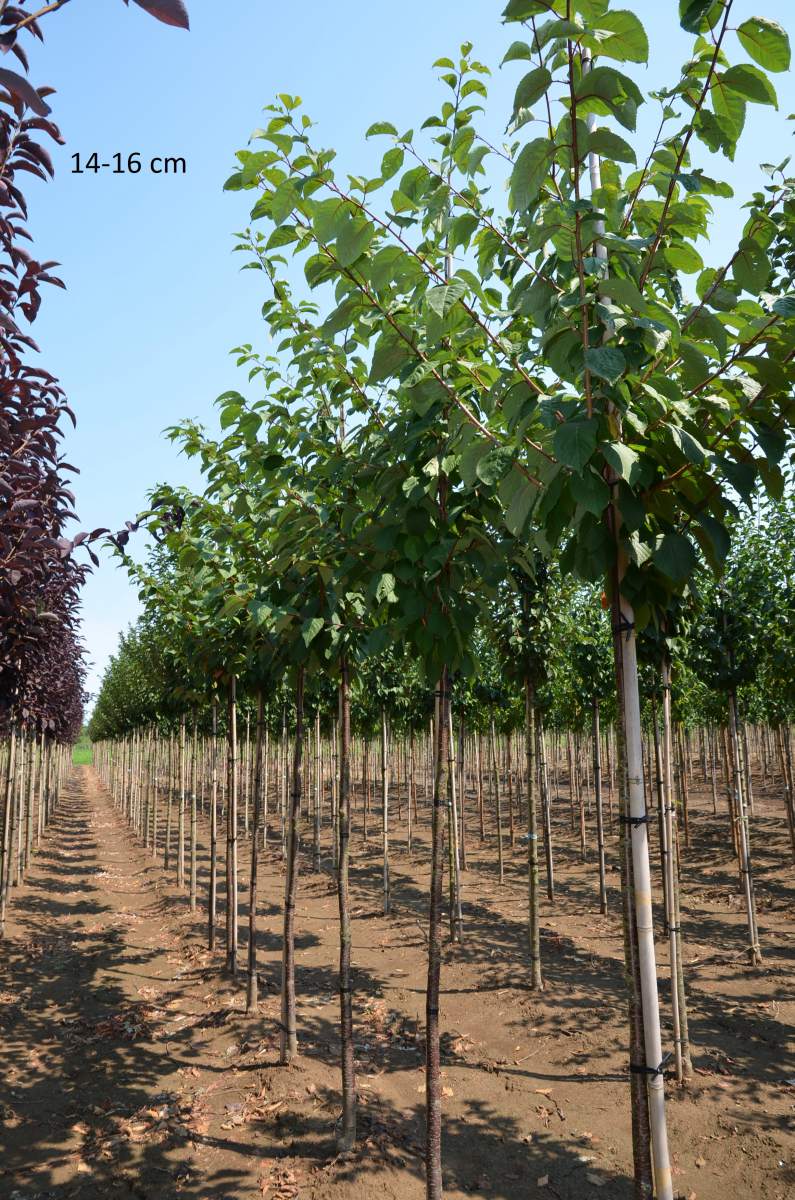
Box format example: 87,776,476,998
71,153,186,175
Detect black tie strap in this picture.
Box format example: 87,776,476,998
613,613,635,640
630,1051,672,1079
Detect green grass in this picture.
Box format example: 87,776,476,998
72,739,93,765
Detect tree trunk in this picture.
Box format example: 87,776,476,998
593,697,607,915
178,714,186,888
490,719,504,885
280,668,305,1064
209,699,218,950
662,659,692,1084
525,679,543,989
336,658,356,1152
190,712,198,912
447,705,463,943
728,689,761,966
381,706,390,914
226,678,239,977
538,714,555,902
612,585,671,1200
247,690,265,1013
426,670,450,1200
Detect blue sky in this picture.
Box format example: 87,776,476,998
25,1,794,706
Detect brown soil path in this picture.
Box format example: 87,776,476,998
1,765,793,1200
1,765,259,1198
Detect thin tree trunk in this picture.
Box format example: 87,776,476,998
209,699,218,950
426,670,450,1200
381,706,390,914
728,689,761,966
226,678,239,977
447,705,463,943
337,658,356,1152
525,679,542,989
247,690,265,1013
662,659,691,1084
538,715,555,902
593,697,607,915
190,712,198,912
612,585,671,1200
280,668,305,1064
178,714,186,888
490,719,504,884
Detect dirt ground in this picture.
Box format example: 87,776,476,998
1,763,793,1200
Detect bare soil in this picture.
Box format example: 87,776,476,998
1,764,793,1200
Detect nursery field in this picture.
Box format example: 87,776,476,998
4,2,795,1199
1,758,792,1200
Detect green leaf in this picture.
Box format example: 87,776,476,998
669,425,707,464
574,65,644,131
584,345,626,384
532,18,583,49
369,330,410,384
597,277,647,313
502,0,539,19
364,626,391,656
366,121,399,137
695,513,730,568
553,417,599,471
570,469,610,516
249,601,272,626
335,217,374,267
509,138,553,211
460,439,488,486
450,213,479,252
302,616,324,646
602,441,640,482
403,535,424,563
712,78,747,142
375,573,398,603
503,473,536,536
663,243,703,274
737,17,790,73
755,424,786,464
591,10,649,64
679,0,721,33
426,276,468,318
720,457,757,502
732,237,770,294
512,67,552,120
219,403,241,430
721,64,778,108
502,40,532,63
476,446,513,486
270,180,299,225
585,127,637,164
654,532,696,582
380,146,404,181
772,295,795,317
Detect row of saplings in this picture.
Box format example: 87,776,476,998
85,683,794,1189
0,730,71,937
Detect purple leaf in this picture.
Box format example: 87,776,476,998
0,67,51,116
125,0,190,30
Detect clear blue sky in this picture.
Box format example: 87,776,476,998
25,1,794,707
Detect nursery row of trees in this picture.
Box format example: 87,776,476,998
84,3,795,1196
0,1,191,944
